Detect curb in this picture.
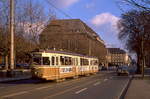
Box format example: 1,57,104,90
0,76,31,83
118,75,133,99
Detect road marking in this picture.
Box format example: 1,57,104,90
93,82,101,86
36,86,50,90
117,78,131,99
44,85,81,99
104,78,108,82
44,79,99,99
2,91,28,98
75,88,87,94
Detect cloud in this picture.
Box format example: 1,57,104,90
52,0,80,8
89,13,122,49
90,13,120,32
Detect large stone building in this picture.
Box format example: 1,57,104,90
39,19,107,66
107,48,131,66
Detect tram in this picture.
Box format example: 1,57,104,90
31,50,99,80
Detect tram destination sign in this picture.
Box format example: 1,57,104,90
33,54,41,57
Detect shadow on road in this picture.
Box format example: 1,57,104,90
0,78,56,85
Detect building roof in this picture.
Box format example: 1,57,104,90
43,19,105,44
107,48,126,54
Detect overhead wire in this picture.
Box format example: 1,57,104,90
46,0,72,19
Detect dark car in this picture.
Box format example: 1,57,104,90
117,66,129,76
0,64,5,69
16,63,30,69
101,66,107,71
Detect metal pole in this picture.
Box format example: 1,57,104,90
10,0,15,70
89,39,91,56
5,55,8,70
141,36,144,79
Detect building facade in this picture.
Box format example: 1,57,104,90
39,19,107,66
107,48,131,66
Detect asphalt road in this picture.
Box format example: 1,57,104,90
0,71,130,99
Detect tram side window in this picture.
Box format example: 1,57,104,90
65,57,68,65
80,58,83,66
60,56,72,65
68,57,72,65
43,57,50,65
90,60,92,65
56,57,59,65
72,58,76,65
94,60,98,65
33,57,41,65
52,57,55,65
80,58,90,66
60,56,65,65
76,58,78,66
64,57,72,65
72,58,74,65
83,59,89,65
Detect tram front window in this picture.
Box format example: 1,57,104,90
33,57,41,65
43,57,50,65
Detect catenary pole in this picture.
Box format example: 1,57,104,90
141,36,144,79
10,0,15,70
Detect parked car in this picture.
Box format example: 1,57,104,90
16,63,30,69
0,64,5,69
117,66,129,76
101,66,107,71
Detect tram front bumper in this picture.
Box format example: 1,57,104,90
31,68,44,78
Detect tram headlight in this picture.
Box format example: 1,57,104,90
34,71,38,75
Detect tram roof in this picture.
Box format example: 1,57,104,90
33,50,97,59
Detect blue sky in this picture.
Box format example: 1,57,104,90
48,0,124,48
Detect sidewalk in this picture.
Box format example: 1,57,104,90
0,75,31,82
0,69,31,82
125,75,150,99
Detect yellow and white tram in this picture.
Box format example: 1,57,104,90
31,50,99,80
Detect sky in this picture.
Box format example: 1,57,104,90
48,0,125,48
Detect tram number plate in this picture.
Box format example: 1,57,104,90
60,67,73,73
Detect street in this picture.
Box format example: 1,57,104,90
0,71,131,99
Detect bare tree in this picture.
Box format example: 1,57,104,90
117,0,150,11
14,0,56,64
0,0,56,67
117,10,150,74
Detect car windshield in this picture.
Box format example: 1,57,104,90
121,66,128,70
